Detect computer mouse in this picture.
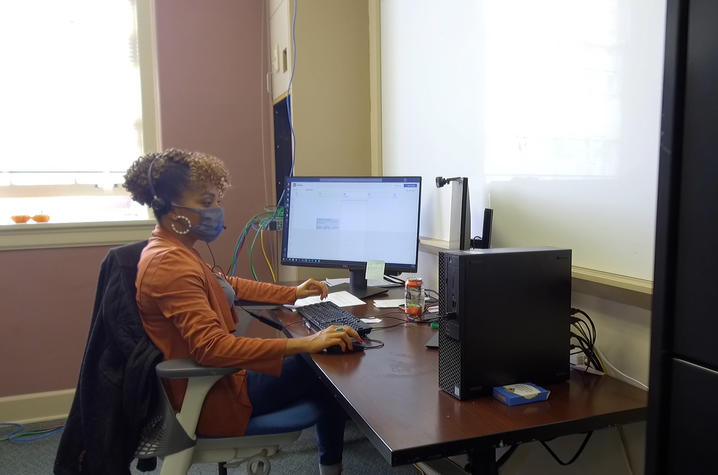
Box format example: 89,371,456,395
325,342,366,354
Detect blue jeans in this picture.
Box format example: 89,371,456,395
246,355,346,465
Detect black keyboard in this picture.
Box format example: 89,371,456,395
297,301,372,337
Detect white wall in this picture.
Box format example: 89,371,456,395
272,0,373,282
382,0,666,280
381,0,488,241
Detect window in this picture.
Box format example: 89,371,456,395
0,0,158,226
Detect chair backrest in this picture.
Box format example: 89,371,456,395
135,378,195,459
115,241,196,461
112,240,149,296
56,240,167,474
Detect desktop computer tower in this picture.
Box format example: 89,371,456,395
438,248,571,400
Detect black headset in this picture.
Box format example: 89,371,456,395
147,157,171,215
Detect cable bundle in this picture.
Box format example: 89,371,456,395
569,307,604,372
228,210,280,281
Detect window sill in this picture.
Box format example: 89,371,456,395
0,220,156,251
418,236,452,254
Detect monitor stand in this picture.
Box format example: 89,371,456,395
332,268,388,299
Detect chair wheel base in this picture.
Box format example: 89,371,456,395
247,454,271,475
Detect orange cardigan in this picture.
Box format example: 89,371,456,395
136,226,296,436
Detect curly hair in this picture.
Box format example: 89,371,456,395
123,148,231,220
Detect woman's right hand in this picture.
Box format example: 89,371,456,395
285,325,363,355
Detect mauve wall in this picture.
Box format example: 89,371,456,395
0,0,273,397
0,246,112,396
155,0,276,280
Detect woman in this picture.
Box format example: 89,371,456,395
123,148,360,475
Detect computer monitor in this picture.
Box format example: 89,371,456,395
281,176,422,298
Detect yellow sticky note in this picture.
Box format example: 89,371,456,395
366,260,385,281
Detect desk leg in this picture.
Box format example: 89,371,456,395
466,446,497,475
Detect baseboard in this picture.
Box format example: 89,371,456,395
0,389,75,424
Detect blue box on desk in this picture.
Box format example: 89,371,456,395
493,383,550,406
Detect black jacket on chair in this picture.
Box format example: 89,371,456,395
55,241,162,475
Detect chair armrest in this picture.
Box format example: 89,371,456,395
156,358,241,379
155,359,243,440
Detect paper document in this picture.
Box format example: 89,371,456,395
288,290,366,308
365,260,385,281
325,278,349,287
373,298,405,309
361,318,382,324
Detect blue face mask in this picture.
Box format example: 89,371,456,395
173,204,225,242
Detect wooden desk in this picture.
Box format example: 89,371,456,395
249,291,648,473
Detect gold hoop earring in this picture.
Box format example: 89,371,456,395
171,215,192,235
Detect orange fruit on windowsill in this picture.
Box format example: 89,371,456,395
11,215,32,223
32,214,51,223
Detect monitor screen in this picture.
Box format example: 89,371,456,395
281,176,422,272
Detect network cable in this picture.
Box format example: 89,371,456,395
1,422,64,442
260,228,277,282
228,210,274,275
249,215,274,280
569,308,603,372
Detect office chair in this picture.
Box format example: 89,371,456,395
108,241,321,475
135,359,321,475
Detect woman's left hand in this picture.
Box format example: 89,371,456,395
295,279,329,300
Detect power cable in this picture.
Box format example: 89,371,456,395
540,431,593,466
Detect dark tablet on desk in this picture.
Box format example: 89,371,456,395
235,299,281,310
236,304,284,332
425,332,439,349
